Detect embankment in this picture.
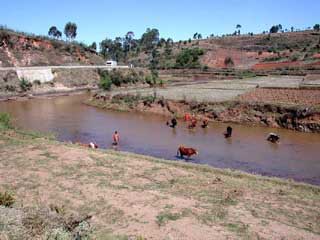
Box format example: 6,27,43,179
87,93,320,133
0,67,102,100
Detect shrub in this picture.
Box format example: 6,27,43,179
224,57,234,67
5,85,16,92
0,191,15,207
175,47,204,68
202,65,209,71
99,72,112,90
145,74,153,85
0,112,11,129
109,69,123,87
20,78,32,91
290,53,300,62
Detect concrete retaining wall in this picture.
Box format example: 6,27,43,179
16,69,54,83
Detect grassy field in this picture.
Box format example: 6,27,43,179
0,121,320,239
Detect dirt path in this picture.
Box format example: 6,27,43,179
0,130,320,239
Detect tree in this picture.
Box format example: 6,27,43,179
270,25,280,33
89,42,97,50
193,33,198,40
48,26,58,38
124,31,135,52
64,22,77,41
236,24,242,35
100,38,113,58
140,28,159,51
291,26,294,32
55,30,62,39
314,24,320,31
197,33,202,39
150,48,160,69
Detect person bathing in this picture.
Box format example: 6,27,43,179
112,131,120,145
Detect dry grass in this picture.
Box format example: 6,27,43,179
0,129,320,239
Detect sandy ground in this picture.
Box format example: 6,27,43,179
0,129,320,239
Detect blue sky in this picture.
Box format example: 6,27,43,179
1,0,319,44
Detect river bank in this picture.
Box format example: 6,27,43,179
0,121,320,239
87,92,320,133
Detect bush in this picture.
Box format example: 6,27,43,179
0,112,11,129
145,75,153,85
224,57,234,67
0,191,15,207
109,69,123,87
202,65,209,71
290,53,300,62
99,72,112,90
175,48,204,68
20,78,32,91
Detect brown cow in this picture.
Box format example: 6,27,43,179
177,146,198,159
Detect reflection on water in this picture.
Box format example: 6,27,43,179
1,94,320,185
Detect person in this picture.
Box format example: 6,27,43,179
188,116,197,129
224,126,233,138
201,118,209,128
184,113,191,122
112,131,120,145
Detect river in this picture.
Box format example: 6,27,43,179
0,93,319,185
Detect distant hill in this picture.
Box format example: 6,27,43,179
128,31,320,72
0,27,105,67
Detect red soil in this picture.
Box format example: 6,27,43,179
252,61,303,70
238,88,320,105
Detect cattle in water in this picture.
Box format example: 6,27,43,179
177,146,198,159
201,119,209,128
167,118,178,128
267,133,280,143
224,126,233,138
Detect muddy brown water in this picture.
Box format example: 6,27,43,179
1,94,320,185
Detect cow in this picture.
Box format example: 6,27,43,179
177,146,198,159
267,133,280,143
167,118,178,128
224,126,233,138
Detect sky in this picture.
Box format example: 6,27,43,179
1,0,319,44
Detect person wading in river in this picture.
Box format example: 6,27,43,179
112,131,120,145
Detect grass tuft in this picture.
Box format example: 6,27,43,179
0,191,15,207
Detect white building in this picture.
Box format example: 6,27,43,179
106,60,117,67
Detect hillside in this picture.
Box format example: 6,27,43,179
0,28,105,67
129,31,320,72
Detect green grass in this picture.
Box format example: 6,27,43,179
156,210,182,226
0,112,11,130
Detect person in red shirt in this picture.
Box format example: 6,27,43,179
112,131,120,145
184,113,191,122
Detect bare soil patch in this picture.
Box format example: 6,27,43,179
238,88,320,105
